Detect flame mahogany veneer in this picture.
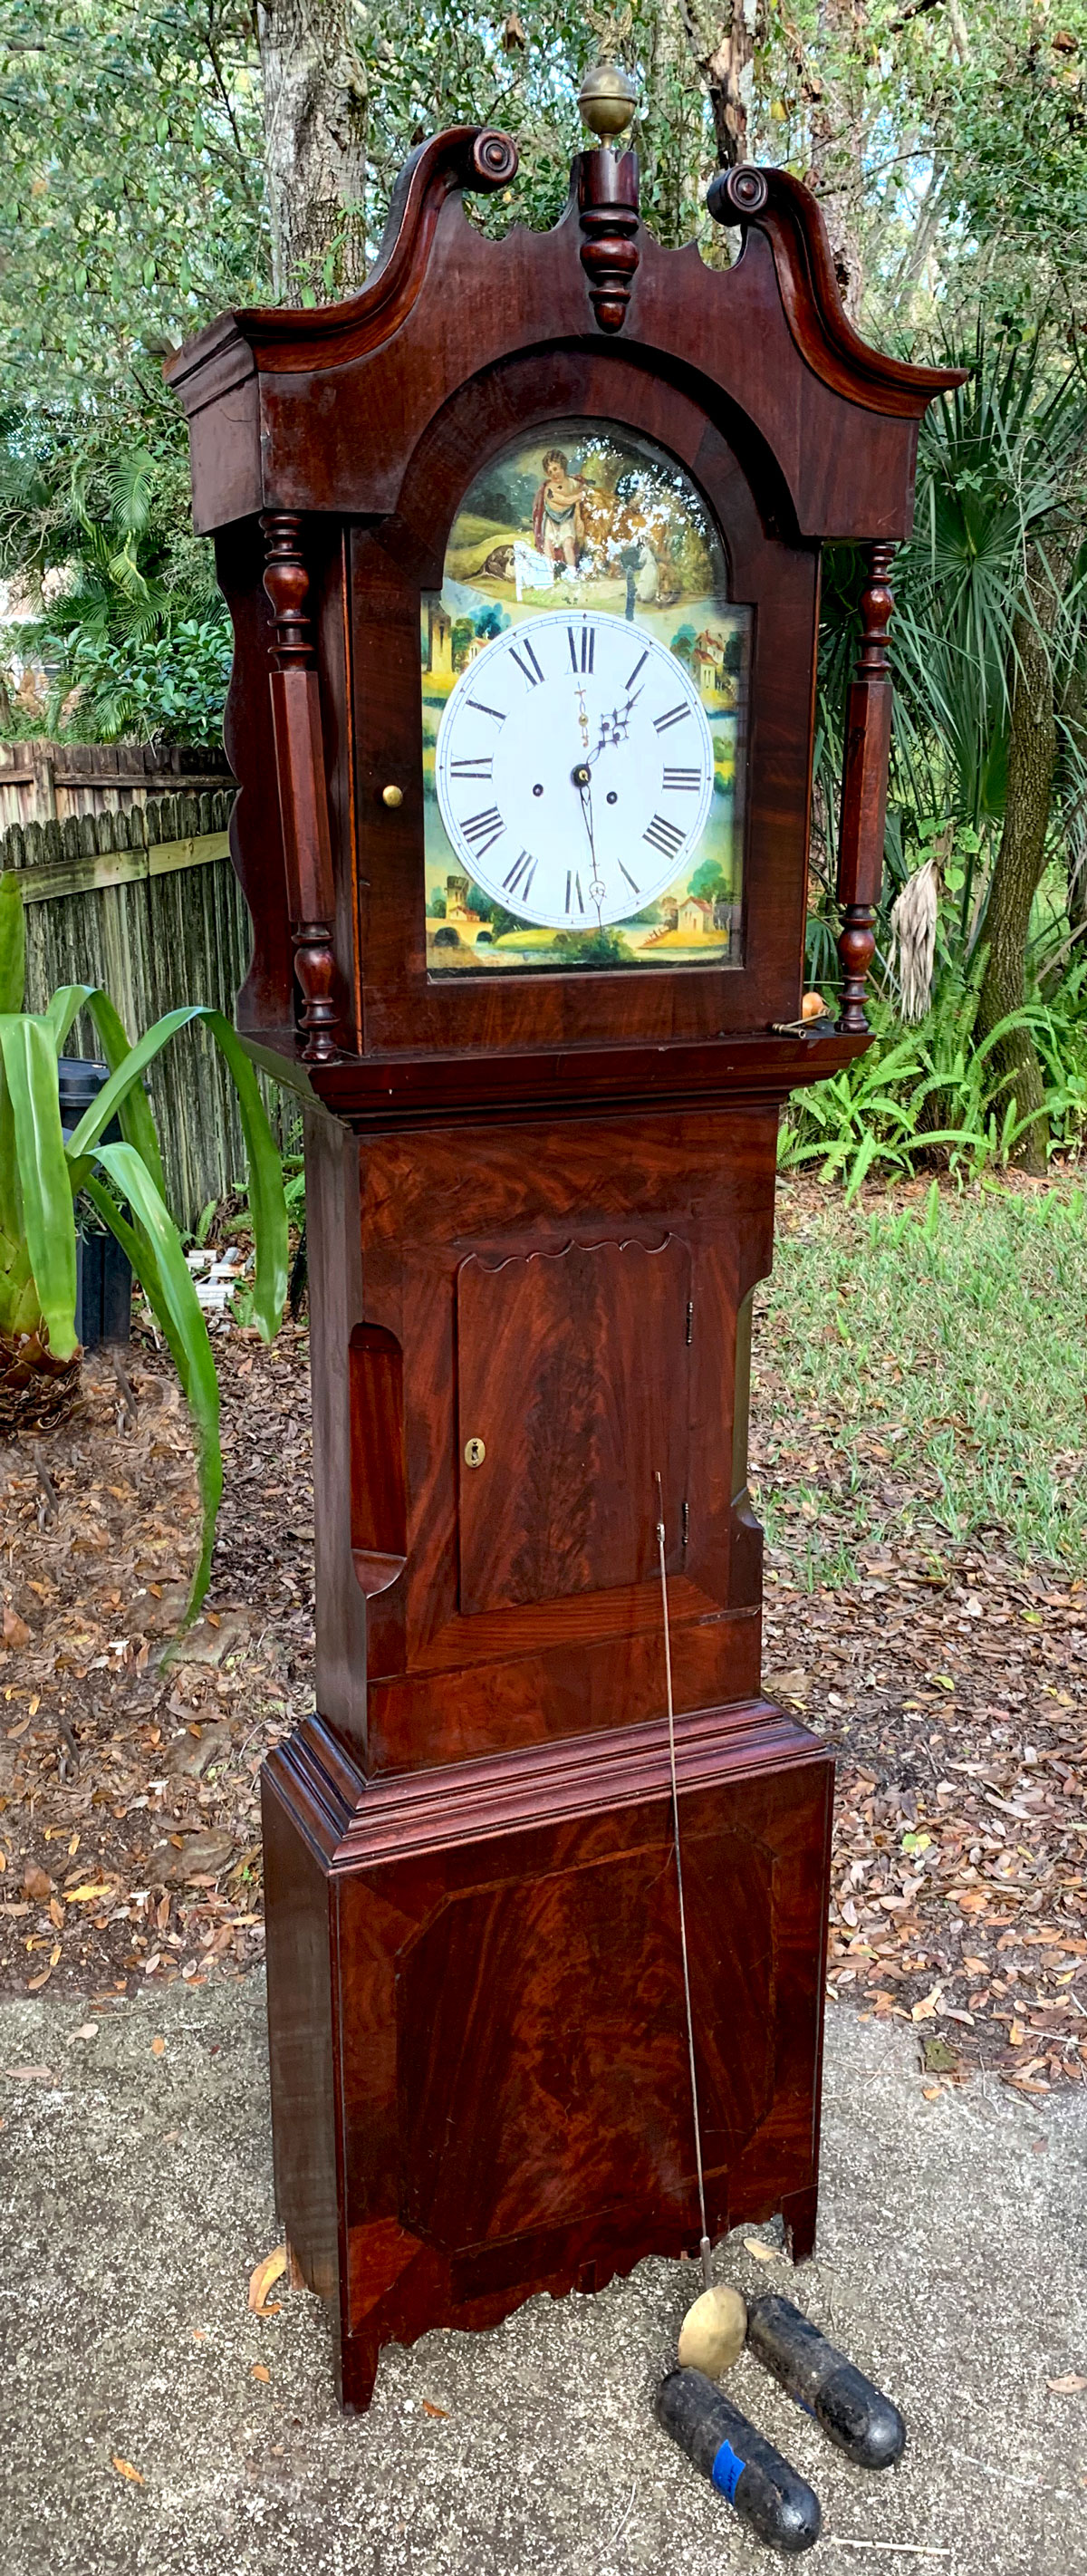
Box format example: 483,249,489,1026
168,125,960,2408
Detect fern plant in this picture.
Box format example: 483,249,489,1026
0,873,287,1629
780,968,1087,1199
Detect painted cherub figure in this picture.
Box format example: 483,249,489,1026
532,449,587,574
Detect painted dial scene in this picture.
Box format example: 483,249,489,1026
435,610,714,930
420,419,751,975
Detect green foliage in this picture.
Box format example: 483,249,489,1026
0,407,231,743
939,5,1087,331
815,333,1087,867
0,874,288,1631
55,618,234,745
780,963,1087,1200
0,3,265,401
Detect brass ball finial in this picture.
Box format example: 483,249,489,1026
577,61,638,141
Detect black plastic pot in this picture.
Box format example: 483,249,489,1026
57,1056,132,1349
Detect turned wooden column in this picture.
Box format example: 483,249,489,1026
576,149,640,333
836,542,895,1034
261,512,340,1063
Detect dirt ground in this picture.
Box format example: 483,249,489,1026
0,1309,1084,2100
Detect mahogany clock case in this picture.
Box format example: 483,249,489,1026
260,1086,833,2415
168,128,961,2413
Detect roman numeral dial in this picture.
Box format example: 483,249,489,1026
434,607,716,933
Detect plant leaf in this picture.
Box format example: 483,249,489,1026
196,1013,288,1340
87,1143,221,1628
0,873,24,1015
0,1014,76,1359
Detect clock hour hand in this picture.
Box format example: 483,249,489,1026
588,683,643,767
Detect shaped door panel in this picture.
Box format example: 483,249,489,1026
456,1234,691,1616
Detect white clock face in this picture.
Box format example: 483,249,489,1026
434,609,715,930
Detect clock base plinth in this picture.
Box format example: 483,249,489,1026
263,1700,833,2411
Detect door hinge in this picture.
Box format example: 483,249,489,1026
685,1300,693,1346
681,1499,689,1548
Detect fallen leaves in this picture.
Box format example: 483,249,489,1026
150,2035,165,2057
743,2239,778,2263
248,2244,287,2316
0,1334,311,2000
1046,2374,1087,2394
251,2363,270,2384
773,1535,1087,2089
111,2455,144,2484
911,1986,943,2021
2,1607,31,1651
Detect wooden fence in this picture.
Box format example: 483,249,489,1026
0,738,233,835
1,765,296,1228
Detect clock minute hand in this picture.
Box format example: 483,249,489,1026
572,760,606,927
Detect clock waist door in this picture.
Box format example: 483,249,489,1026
342,1109,774,1778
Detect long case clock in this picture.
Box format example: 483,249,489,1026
169,112,960,2409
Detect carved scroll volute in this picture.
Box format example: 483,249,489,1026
835,543,895,1034
261,512,340,1064
576,150,640,333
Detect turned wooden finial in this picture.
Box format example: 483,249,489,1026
575,63,640,334
576,61,638,140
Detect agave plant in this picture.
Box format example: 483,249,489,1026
0,871,288,1627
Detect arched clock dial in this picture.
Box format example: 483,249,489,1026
435,609,715,930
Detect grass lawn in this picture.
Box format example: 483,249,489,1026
754,1174,1087,1584
751,1173,1087,2093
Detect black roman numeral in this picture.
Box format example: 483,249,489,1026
643,813,685,860
567,624,594,674
467,699,505,724
503,849,538,901
654,702,692,734
510,639,544,689
450,755,493,780
625,650,649,690
564,869,585,915
619,862,640,897
461,806,505,855
663,767,701,791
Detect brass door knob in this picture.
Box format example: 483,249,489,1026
382,784,403,808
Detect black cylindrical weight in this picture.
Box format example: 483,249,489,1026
657,2367,822,2554
746,2295,906,2470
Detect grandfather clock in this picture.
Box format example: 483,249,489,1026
169,76,959,2410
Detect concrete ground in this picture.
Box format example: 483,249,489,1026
1,1980,1084,2576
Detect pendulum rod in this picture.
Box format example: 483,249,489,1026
655,1471,713,2295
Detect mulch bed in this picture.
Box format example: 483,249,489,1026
1,1313,1084,2098
0,1328,314,2012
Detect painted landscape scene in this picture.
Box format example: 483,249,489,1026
420,420,750,975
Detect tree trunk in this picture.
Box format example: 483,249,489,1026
1058,666,1087,952
804,0,867,317
679,0,758,166
256,0,369,303
976,610,1058,1172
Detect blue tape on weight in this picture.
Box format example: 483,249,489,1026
711,2437,746,2503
